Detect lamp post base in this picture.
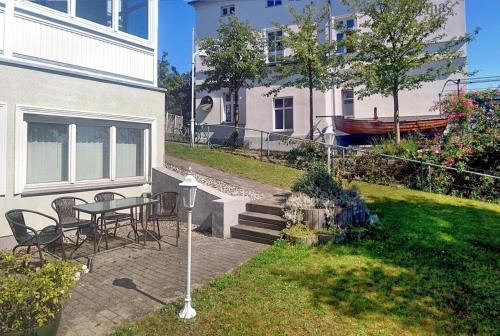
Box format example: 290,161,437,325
179,299,197,319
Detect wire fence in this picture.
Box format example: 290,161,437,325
166,122,500,201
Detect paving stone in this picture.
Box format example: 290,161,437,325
58,225,267,336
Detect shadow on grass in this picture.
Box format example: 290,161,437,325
274,195,500,335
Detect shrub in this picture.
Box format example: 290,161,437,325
283,193,316,226
285,140,326,169
0,250,83,333
292,162,343,200
282,224,316,238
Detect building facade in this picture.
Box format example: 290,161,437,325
0,0,165,243
189,0,467,144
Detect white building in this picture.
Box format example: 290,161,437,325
0,0,164,244
189,0,467,144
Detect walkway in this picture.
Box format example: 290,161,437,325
58,224,267,336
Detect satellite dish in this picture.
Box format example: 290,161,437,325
200,96,213,112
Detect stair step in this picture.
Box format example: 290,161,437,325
231,224,281,245
239,212,286,229
246,201,284,217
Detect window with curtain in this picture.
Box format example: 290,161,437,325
76,125,110,181
27,0,68,13
119,0,149,39
76,0,113,27
27,122,69,184
116,128,144,178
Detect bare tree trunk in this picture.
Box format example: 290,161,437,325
392,87,401,145
308,64,314,140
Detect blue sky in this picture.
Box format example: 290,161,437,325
158,0,500,84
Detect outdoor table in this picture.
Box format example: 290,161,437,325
73,197,160,271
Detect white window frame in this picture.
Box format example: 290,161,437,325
273,97,294,132
0,102,7,196
222,93,235,123
342,89,355,118
221,4,235,17
17,0,153,45
334,16,356,54
14,104,156,195
267,29,284,64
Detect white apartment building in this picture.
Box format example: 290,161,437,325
0,0,164,244
189,0,467,144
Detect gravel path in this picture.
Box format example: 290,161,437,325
165,164,264,200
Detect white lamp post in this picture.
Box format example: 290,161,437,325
178,168,199,319
324,127,336,175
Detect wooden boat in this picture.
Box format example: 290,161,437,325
334,115,448,135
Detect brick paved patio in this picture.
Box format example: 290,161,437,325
58,223,267,336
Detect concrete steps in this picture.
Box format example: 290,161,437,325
231,197,287,245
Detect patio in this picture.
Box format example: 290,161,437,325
57,223,267,336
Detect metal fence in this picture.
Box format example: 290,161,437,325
166,123,500,201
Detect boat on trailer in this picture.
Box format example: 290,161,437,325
333,115,448,135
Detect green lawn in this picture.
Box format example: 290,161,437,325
110,143,500,335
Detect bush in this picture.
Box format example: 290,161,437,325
292,162,343,200
285,140,326,169
0,250,83,333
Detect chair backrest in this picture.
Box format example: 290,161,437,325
152,192,179,217
94,192,125,203
51,197,88,225
5,210,30,242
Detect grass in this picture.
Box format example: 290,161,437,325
110,143,500,335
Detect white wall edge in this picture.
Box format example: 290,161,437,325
0,102,7,196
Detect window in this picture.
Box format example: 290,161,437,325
267,0,282,7
221,5,235,16
116,127,144,178
76,0,113,27
336,33,345,54
224,93,235,123
119,0,149,39
274,98,293,131
335,18,355,54
27,0,68,13
76,125,110,180
267,30,284,63
15,106,155,194
27,122,69,184
342,90,354,117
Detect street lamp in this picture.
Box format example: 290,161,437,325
178,168,199,320
324,127,336,175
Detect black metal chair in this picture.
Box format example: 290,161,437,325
147,192,180,246
51,197,94,257
5,209,66,264
94,192,135,249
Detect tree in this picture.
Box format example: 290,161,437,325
158,52,192,124
341,0,476,144
266,3,341,140
199,15,268,138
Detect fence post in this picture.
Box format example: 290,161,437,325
260,131,263,161
266,132,270,157
428,166,432,192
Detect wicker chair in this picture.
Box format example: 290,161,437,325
51,197,94,256
148,192,180,246
94,192,134,249
5,209,66,264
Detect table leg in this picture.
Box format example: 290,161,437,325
89,213,98,273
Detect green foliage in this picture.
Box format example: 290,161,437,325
282,224,316,238
111,182,500,336
292,162,343,200
341,0,476,143
285,140,326,169
0,251,80,333
158,52,192,123
266,3,342,139
199,15,268,128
